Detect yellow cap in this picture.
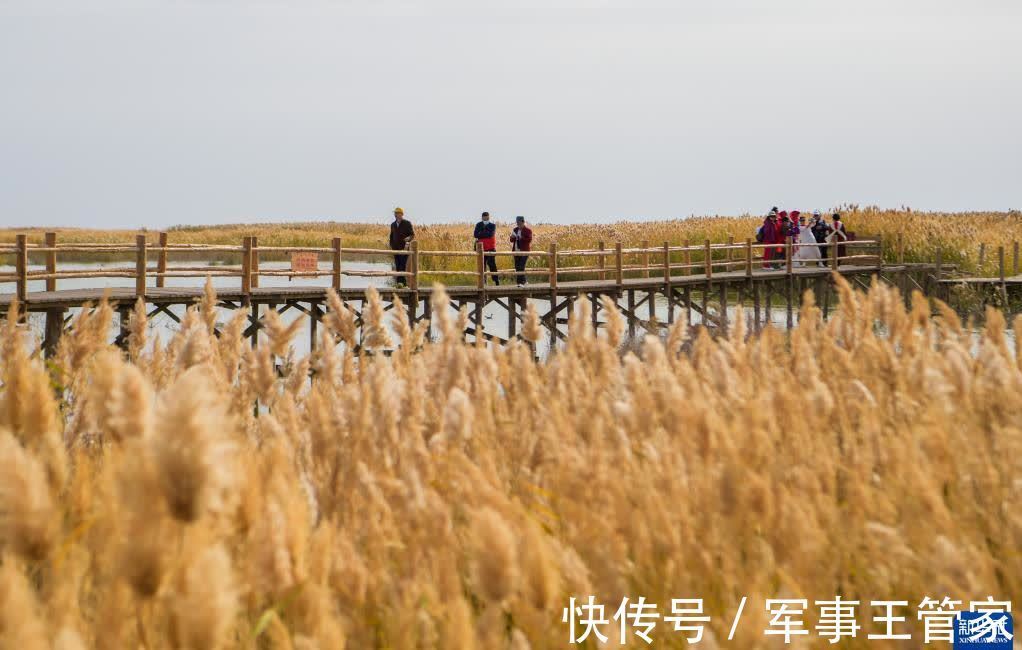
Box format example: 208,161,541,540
393,207,404,215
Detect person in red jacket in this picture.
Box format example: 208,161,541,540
473,211,499,285
509,215,533,286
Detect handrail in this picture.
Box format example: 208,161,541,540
0,231,897,304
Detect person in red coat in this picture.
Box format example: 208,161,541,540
473,211,499,285
509,215,533,286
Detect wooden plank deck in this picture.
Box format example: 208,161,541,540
0,265,893,311
939,275,1022,286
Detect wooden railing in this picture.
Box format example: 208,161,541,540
0,232,885,301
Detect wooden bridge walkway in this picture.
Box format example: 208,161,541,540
0,231,939,353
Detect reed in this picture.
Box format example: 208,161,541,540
0,277,1018,648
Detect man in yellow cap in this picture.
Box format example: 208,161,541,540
389,207,415,286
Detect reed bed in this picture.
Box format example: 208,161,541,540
0,277,1019,649
2,206,1021,275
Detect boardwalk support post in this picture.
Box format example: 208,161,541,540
614,242,623,289
135,234,147,299
45,232,57,292
409,240,419,324
241,236,252,297
250,236,260,289
598,241,606,281
476,242,485,290
332,237,342,290
157,232,168,288
999,245,1007,304
15,234,28,319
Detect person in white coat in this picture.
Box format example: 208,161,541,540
793,213,823,266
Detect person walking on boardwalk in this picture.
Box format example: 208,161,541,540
760,209,781,268
509,215,533,286
810,210,832,262
776,211,793,267
794,212,823,266
473,211,500,285
389,207,415,286
829,213,849,263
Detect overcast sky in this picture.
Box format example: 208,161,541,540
1,0,1019,228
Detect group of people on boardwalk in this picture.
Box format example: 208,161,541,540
388,206,850,287
757,207,847,269
390,208,533,286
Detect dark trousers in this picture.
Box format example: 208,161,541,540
393,253,409,285
484,250,499,285
514,255,528,284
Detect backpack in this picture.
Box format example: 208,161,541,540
755,226,764,243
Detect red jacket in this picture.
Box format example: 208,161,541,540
473,221,497,251
510,225,533,251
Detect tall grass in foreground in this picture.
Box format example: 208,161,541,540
0,278,1020,648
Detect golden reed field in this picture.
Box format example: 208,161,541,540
0,275,1020,649
3,206,1022,274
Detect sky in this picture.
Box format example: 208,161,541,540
1,0,1020,228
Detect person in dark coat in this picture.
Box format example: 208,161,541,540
389,207,415,285
775,211,792,267
509,216,533,286
810,210,832,261
761,211,780,268
473,211,499,285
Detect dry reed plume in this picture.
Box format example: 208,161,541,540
0,278,1019,649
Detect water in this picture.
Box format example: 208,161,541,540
8,262,1012,357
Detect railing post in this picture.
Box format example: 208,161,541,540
548,242,558,290
897,233,904,264
704,239,712,278
683,239,691,275
250,235,260,288
727,235,734,267
332,237,342,289
157,232,168,288
614,242,623,288
476,242,485,289
135,234,147,298
745,238,753,278
642,239,650,279
15,234,27,307
1014,241,1019,276
998,246,1005,284
877,235,884,271
935,247,943,278
409,241,419,292
241,236,252,295
830,237,839,270
598,241,606,281
44,232,57,292
978,243,986,270
662,241,671,283
785,236,793,275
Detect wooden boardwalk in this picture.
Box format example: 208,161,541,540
0,230,939,353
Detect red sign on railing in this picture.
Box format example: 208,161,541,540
291,252,318,273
